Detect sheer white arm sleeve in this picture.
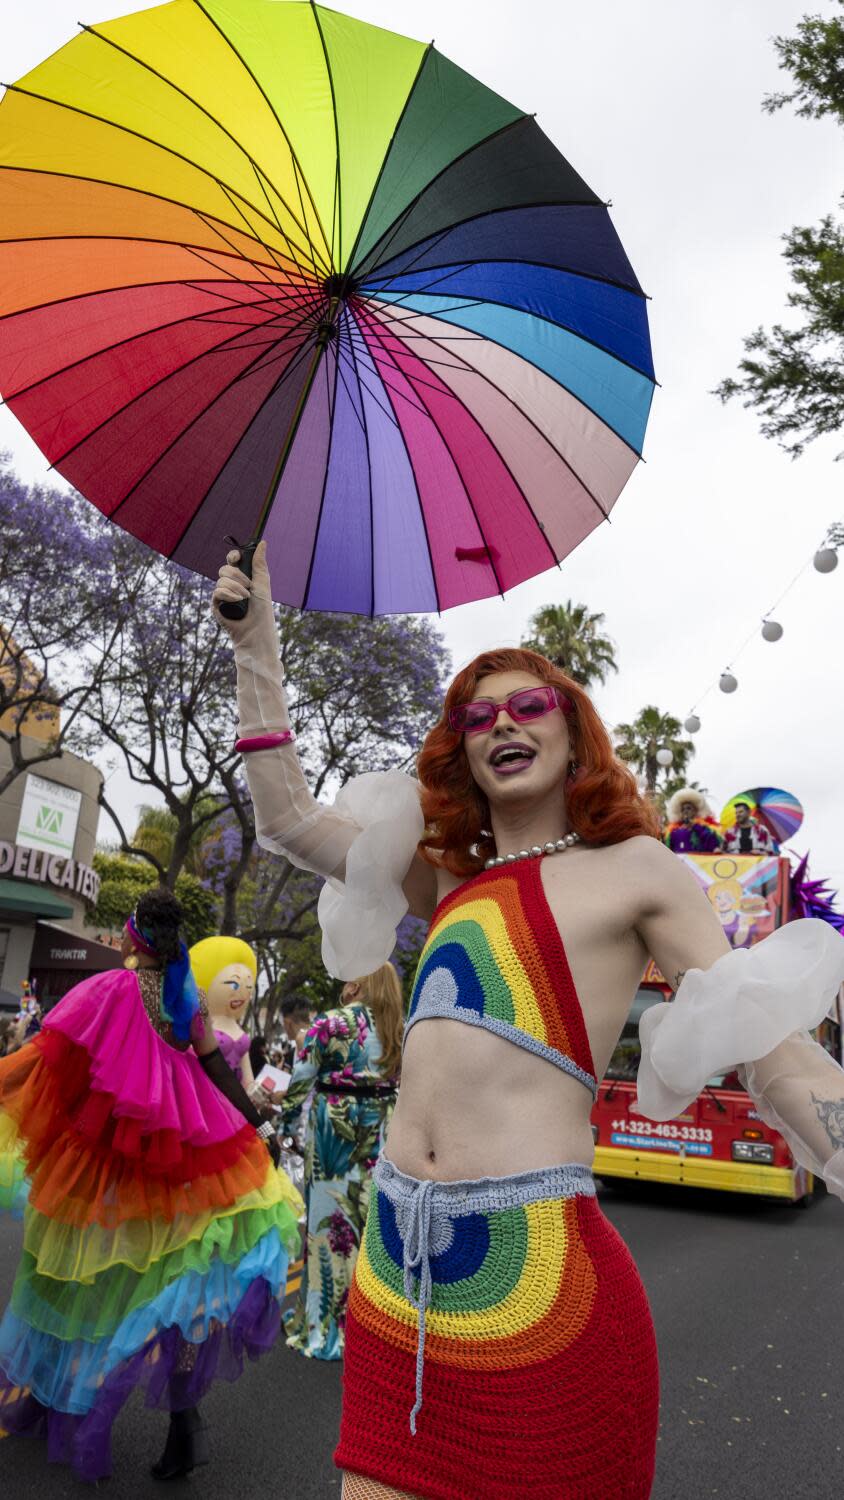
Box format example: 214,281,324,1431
234,636,361,878
226,566,424,980
635,920,844,1199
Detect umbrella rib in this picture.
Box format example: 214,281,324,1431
164,333,325,561
361,293,647,461
358,301,582,566
349,114,531,282
348,308,442,615
340,307,377,617
363,205,647,301
309,1,341,273
362,263,655,379
79,21,330,275
361,299,612,525
51,300,317,473
344,41,433,276
210,182,323,314
338,326,404,429
190,0,334,274
190,203,318,308
301,350,341,609
166,239,289,298
3,289,310,402
0,164,309,280
252,157,324,298
350,324,478,408
356,305,508,598
108,310,321,524
0,82,316,273
0,268,290,337
205,176,322,306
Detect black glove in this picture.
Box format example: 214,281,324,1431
199,1048,279,1163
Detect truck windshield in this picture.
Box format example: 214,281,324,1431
605,988,663,1081
604,988,743,1089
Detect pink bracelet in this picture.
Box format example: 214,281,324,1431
235,731,296,753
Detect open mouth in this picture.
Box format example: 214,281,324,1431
489,743,537,775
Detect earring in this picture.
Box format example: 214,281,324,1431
123,952,139,971
568,760,579,779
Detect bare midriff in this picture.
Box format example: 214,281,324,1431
385,1020,597,1181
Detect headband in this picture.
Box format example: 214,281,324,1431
125,911,159,958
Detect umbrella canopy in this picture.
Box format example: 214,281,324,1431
0,0,655,615
721,787,804,844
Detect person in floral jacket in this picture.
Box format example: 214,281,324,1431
281,963,404,1359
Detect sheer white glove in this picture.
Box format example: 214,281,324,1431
212,541,358,877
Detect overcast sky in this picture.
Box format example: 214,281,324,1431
3,2,843,887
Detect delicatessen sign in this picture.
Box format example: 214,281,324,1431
0,841,100,904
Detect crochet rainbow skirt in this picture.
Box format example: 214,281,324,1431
336,1158,658,1500
0,970,302,1481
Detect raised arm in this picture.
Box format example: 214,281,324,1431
212,544,435,974
212,542,370,879
633,841,844,1199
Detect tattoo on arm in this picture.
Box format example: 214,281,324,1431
672,969,686,993
811,1092,844,1149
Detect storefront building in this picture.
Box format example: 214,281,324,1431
0,729,121,1011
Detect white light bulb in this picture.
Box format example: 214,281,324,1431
719,672,738,694
761,620,783,642
684,715,701,734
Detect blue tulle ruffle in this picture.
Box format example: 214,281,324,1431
0,1227,288,1414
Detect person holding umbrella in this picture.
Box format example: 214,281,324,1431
214,547,844,1500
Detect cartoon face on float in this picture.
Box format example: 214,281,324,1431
188,937,257,1033
708,879,742,920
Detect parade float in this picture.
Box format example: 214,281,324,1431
591,792,844,1205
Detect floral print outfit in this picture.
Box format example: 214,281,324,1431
281,1003,397,1360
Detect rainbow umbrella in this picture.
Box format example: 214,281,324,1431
0,0,654,615
721,788,804,845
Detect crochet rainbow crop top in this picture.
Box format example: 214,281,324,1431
404,858,597,1095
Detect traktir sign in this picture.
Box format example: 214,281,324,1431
0,842,99,905
17,774,82,859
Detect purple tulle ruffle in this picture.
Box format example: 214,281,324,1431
0,1277,279,1482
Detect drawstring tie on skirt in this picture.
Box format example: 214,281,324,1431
401,1177,435,1434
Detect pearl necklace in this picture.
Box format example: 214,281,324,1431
485,832,580,870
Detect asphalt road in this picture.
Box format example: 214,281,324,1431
1,1181,842,1500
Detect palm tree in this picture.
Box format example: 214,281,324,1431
613,706,694,794
133,796,223,879
521,601,618,688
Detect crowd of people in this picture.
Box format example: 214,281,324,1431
663,788,777,855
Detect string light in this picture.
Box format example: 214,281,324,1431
684,524,841,729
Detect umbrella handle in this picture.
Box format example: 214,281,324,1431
218,536,258,620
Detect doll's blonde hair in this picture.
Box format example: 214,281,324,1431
189,936,257,996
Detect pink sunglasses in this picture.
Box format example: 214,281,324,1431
449,685,572,735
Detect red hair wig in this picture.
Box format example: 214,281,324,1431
417,647,659,876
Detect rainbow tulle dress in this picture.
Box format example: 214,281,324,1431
0,967,302,1480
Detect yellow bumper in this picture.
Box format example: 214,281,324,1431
592,1146,801,1199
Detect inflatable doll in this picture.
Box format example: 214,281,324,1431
189,936,260,1093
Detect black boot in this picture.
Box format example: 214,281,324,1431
150,1407,210,1481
